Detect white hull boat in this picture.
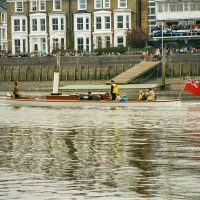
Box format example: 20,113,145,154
0,95,181,108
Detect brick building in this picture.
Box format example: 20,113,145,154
5,0,148,54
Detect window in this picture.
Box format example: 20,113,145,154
22,19,26,31
78,0,86,10
2,29,5,39
40,0,46,10
95,0,110,9
14,39,20,53
105,16,110,29
61,18,64,30
95,0,101,8
96,17,101,29
14,19,20,31
190,3,196,11
61,38,64,49
97,37,102,48
16,2,23,12
31,1,37,11
53,38,59,50
86,17,89,30
104,0,110,8
77,38,84,50
117,16,123,28
23,39,26,53
158,4,163,12
52,18,58,30
86,38,89,52
117,36,123,46
184,3,188,11
40,19,45,31
1,13,5,23
105,36,110,47
32,19,37,31
126,15,129,29
54,0,61,10
77,18,83,30
118,0,126,8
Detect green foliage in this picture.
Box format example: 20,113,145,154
144,46,154,54
166,42,178,49
127,27,149,48
93,47,128,55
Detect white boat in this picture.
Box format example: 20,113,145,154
0,95,181,108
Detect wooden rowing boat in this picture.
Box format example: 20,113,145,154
0,94,181,108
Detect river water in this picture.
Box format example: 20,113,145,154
0,93,200,200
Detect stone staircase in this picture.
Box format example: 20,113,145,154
110,61,161,84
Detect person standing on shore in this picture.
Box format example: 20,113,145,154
13,81,22,98
110,80,118,100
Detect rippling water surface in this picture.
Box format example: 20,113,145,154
0,101,200,200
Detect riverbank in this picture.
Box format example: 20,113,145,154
0,77,193,92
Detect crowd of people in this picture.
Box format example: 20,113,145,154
151,24,200,32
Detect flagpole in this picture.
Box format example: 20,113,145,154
178,76,188,99
177,82,186,100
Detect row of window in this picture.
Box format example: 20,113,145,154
13,35,124,53
13,14,130,32
158,2,200,12
15,0,128,12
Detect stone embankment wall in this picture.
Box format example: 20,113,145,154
0,54,199,82
0,55,142,82
165,54,200,77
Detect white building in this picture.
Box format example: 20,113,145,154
148,0,200,47
0,1,7,52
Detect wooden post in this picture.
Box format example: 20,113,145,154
25,66,28,81
66,66,68,80
39,66,42,81
79,66,82,80
17,66,20,81
10,66,13,81
3,67,6,81
180,63,182,77
87,66,89,80
32,66,35,81
74,66,76,81
94,65,96,80
171,63,173,77
46,66,49,81
115,64,117,76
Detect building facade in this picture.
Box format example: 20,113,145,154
6,0,148,54
0,0,7,52
148,0,200,48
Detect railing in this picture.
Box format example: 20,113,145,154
151,29,200,39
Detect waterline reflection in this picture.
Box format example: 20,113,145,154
0,103,200,199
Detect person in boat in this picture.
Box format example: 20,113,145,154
145,88,155,101
13,81,22,98
87,91,93,100
119,93,128,101
137,90,147,100
110,80,118,101
87,91,101,100
116,93,121,101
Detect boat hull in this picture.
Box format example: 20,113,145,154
0,97,181,108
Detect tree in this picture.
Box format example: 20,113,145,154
127,27,149,48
